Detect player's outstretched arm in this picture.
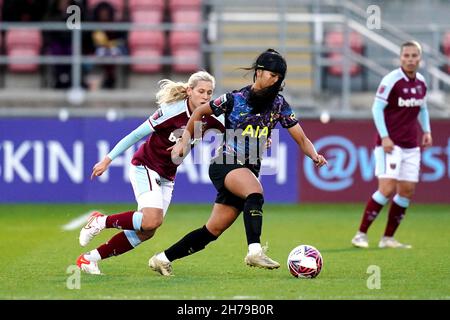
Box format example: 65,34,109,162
287,123,327,167
91,120,153,180
91,157,112,180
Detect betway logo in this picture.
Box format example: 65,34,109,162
398,97,424,107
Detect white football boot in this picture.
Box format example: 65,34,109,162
76,254,102,275
244,245,280,269
79,211,105,247
351,231,369,248
378,236,412,249
149,255,173,276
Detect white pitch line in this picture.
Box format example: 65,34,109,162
61,211,95,231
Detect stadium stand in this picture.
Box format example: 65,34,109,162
442,31,450,74
324,30,364,77
168,0,202,72
0,0,449,112
322,29,367,91
5,28,42,72
87,0,125,20
129,0,165,23
128,30,164,73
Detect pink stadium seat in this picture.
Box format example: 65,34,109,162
169,31,201,72
128,30,164,73
87,0,125,20
168,0,202,72
325,30,364,76
168,0,201,10
130,9,164,23
129,0,165,23
443,31,450,73
5,29,43,72
171,9,201,24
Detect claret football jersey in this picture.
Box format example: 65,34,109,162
132,99,224,180
374,67,427,148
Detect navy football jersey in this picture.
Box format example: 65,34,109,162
210,85,297,168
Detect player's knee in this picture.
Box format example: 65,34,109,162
379,187,395,199
399,188,415,199
140,208,164,231
206,225,225,238
136,229,155,242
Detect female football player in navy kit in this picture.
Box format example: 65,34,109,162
149,49,327,276
76,71,224,275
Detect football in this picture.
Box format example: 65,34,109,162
287,244,323,278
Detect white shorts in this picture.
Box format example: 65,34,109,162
129,165,174,216
374,146,421,182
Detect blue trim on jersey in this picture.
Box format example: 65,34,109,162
372,190,389,205
132,211,143,231
419,102,431,133
124,230,142,247
393,194,410,208
372,99,389,138
107,121,153,160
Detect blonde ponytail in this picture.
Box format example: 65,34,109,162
155,80,189,106
155,71,216,106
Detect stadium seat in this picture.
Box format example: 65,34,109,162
129,0,165,23
169,31,201,72
168,0,201,10
5,29,43,72
168,0,202,72
442,31,450,73
324,30,364,76
87,0,125,20
128,30,164,73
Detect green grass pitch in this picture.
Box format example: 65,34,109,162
0,203,449,300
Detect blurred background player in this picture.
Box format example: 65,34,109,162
149,49,327,276
76,71,224,274
351,41,433,249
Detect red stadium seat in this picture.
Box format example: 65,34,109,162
169,31,201,72
168,0,201,10
325,30,364,76
5,29,43,72
168,0,202,72
442,31,450,73
128,30,164,73
129,0,165,23
87,0,125,20
171,9,201,24
130,9,164,23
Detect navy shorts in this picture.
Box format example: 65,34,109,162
208,157,260,212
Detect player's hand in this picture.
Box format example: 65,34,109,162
170,139,188,161
91,157,111,180
422,132,432,149
381,137,394,153
313,154,328,167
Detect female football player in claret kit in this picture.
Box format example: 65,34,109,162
149,49,327,276
351,41,432,249
76,71,224,275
